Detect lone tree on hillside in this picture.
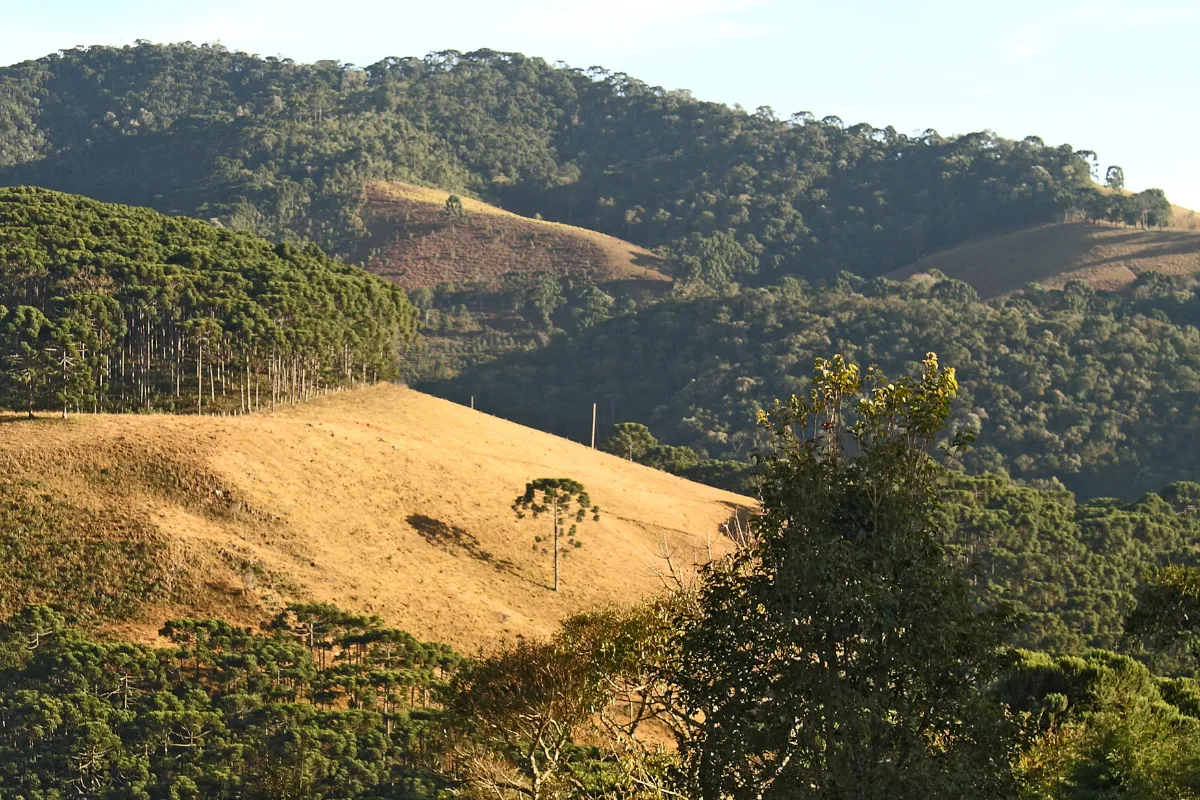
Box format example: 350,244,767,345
600,422,658,461
513,478,600,592
443,194,469,226
1105,165,1125,194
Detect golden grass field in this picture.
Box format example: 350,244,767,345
0,385,748,650
358,181,671,293
891,215,1200,298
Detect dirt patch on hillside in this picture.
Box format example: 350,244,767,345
891,221,1200,297
357,181,670,293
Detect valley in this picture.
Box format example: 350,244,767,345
2,36,1200,800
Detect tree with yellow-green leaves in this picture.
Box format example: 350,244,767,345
672,354,1018,800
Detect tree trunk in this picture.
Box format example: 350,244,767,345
553,500,560,592
197,340,203,414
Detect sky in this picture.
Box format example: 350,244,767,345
2,0,1198,209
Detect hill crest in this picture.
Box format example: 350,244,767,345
0,385,748,650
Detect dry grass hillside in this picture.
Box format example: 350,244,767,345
0,386,748,651
890,217,1200,298
1170,205,1197,230
357,181,671,296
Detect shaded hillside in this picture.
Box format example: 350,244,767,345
424,273,1200,501
890,220,1200,297
356,181,672,384
0,385,747,650
359,181,670,291
1171,204,1198,230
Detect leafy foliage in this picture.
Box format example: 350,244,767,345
432,271,1200,501
939,476,1200,656
673,355,1017,799
1001,649,1200,798
0,186,416,413
0,603,459,799
1126,565,1200,670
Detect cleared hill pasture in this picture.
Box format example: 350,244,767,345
0,385,748,651
890,220,1200,297
357,181,671,294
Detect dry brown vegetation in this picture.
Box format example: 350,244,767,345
0,385,748,650
357,181,671,294
890,216,1200,298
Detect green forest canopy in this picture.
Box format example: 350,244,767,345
0,186,416,414
0,603,459,798
428,271,1200,502
0,41,1151,288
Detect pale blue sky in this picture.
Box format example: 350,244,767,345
3,0,1198,209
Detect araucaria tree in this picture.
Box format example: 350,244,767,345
513,478,599,592
0,187,417,416
673,354,1017,799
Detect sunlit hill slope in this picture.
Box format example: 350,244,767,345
891,215,1200,298
0,386,747,650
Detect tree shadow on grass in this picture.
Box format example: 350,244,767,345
406,514,530,583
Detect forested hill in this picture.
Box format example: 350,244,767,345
0,42,1136,285
0,186,416,415
426,271,1200,502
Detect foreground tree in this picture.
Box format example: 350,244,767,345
673,354,1017,799
445,636,605,800
444,605,683,800
513,479,600,592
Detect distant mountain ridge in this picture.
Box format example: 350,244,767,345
0,41,1128,288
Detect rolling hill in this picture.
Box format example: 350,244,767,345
0,385,748,651
0,42,1108,288
890,218,1200,298
358,181,671,293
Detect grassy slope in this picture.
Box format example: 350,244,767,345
890,217,1200,298
358,181,671,292
0,385,747,650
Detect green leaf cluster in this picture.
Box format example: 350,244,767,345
0,603,459,799
434,271,1200,501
